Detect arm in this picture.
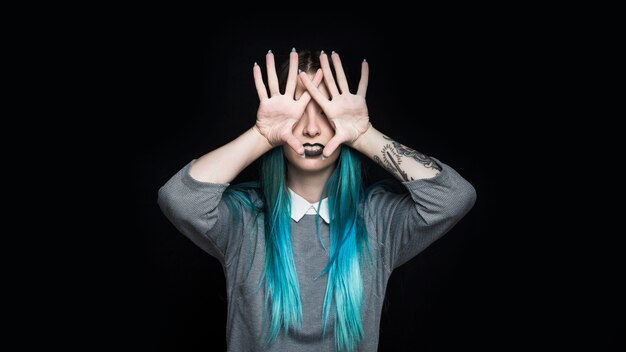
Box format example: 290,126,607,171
366,159,476,269
158,128,268,263
158,49,322,262
300,52,476,269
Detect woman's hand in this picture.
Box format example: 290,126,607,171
298,51,371,158
254,50,323,155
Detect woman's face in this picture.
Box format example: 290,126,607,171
282,72,341,172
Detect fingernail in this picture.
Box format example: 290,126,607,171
300,153,306,158
254,61,258,66
363,58,367,62
320,50,325,55
298,69,302,74
291,47,296,52
321,155,327,160
331,50,336,55
268,49,272,54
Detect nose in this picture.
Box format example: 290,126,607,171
302,109,322,137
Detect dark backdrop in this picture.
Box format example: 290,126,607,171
129,15,623,352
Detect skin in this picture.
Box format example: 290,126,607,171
190,49,441,204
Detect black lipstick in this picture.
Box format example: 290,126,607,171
303,143,325,157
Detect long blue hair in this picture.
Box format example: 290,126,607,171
223,144,375,352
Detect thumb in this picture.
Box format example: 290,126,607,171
323,135,344,159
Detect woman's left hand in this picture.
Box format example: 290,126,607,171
298,51,371,158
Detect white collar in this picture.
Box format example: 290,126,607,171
287,187,330,224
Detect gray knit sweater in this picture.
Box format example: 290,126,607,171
158,159,476,351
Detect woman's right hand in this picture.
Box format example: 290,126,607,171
253,49,322,155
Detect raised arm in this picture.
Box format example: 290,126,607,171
298,51,441,181
190,49,323,184
299,51,476,269
158,49,324,263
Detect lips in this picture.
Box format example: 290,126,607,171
303,143,325,157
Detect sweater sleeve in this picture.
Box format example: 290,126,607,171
367,159,477,270
157,160,242,266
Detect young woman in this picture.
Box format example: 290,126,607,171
158,49,476,352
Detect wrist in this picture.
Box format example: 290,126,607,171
350,122,373,151
250,125,273,150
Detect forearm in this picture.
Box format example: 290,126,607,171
351,125,441,181
189,126,273,183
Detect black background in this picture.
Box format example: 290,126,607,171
127,14,623,351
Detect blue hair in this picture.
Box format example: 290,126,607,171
223,145,376,351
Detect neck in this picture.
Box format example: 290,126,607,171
286,164,336,203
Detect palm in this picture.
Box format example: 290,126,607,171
255,97,305,147
322,94,370,144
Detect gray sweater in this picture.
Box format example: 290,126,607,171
158,159,476,351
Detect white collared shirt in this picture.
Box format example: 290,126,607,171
288,187,330,224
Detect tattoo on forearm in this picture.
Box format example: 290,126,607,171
373,135,441,181
373,145,413,182
382,135,442,171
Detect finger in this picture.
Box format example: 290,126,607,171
330,51,350,94
284,48,299,98
323,135,344,159
319,51,340,98
253,62,268,101
297,69,323,107
299,69,328,108
312,68,324,86
284,131,304,155
356,59,369,98
266,50,280,96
